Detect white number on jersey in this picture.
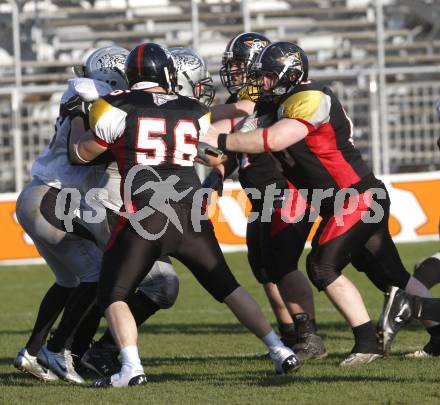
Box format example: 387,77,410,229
135,118,198,166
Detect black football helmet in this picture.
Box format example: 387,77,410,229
248,41,308,101
125,42,177,92
219,32,271,94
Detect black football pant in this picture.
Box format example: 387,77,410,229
98,204,239,311
306,186,410,292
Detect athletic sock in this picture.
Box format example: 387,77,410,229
417,297,440,322
71,303,102,359
423,325,440,356
47,282,98,353
25,283,74,356
98,290,161,348
414,255,440,289
261,329,284,351
120,346,142,369
351,321,380,354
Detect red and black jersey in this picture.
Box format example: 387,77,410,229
89,89,210,208
272,80,379,196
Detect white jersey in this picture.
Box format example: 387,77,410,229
93,162,123,212
31,78,113,194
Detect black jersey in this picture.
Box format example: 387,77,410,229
90,89,210,208
273,80,378,194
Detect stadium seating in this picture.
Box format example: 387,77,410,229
1,0,440,191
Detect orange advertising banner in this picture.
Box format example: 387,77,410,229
1,171,439,264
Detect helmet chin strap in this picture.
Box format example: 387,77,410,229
164,67,174,94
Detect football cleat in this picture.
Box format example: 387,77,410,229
377,286,413,354
269,346,301,374
37,345,84,384
339,352,382,367
405,349,434,358
293,334,328,362
406,338,440,358
14,348,59,382
81,343,121,377
93,366,147,388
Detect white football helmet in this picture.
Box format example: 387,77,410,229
169,47,215,106
73,46,129,90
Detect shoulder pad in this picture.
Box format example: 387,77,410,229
68,78,113,102
238,86,259,102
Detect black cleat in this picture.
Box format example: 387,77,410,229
293,333,328,362
128,374,148,386
281,354,301,374
93,376,112,388
377,286,413,354
292,313,327,362
93,373,147,388
81,343,121,377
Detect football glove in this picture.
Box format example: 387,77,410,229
60,94,90,120
197,141,226,165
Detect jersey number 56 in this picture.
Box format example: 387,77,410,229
135,118,198,167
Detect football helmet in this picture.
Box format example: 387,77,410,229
169,47,215,107
248,41,308,101
125,42,177,92
219,32,270,94
73,46,129,90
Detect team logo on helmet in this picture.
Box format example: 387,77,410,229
278,51,301,67
95,52,126,72
244,39,269,52
173,54,202,72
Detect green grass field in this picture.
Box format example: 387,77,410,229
1,241,440,404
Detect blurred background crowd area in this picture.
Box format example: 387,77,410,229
1,0,440,191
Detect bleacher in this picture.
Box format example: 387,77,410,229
1,0,440,192
1,0,440,86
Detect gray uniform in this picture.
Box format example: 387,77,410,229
17,78,179,307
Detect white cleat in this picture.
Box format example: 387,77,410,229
269,346,301,374
14,348,59,382
37,345,84,384
339,352,382,367
93,365,147,388
405,349,435,358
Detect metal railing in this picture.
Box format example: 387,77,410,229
1,0,440,192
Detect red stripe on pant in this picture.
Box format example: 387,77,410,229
270,181,312,237
318,190,373,246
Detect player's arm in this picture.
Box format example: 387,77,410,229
71,97,126,165
210,99,255,122
68,116,107,164
204,118,309,154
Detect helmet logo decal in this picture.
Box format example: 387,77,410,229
244,39,269,52
95,52,126,72
278,51,301,67
174,54,202,72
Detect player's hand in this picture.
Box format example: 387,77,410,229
196,141,227,166
60,95,89,119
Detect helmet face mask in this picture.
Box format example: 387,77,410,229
219,32,270,95
169,47,216,107
247,42,308,102
73,46,129,90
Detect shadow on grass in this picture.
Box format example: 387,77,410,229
1,320,425,339
0,371,42,387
